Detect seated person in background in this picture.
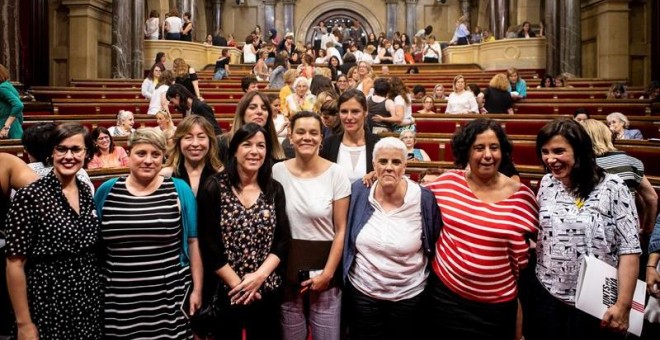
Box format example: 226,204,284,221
640,80,660,101
445,75,478,114
478,73,514,114
417,95,436,114
241,75,259,92
606,112,643,140
537,75,555,88
573,108,590,122
482,29,495,43
406,66,419,74
155,110,176,145
433,84,447,100
202,34,214,46
400,130,431,161
226,33,236,47
87,126,129,169
517,21,536,38
471,26,483,44
212,49,231,80
505,25,519,39
412,85,426,100
507,67,527,100
108,110,135,137
606,82,628,99
418,167,443,185
554,73,572,88
141,63,161,100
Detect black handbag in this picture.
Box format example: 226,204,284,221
189,283,221,337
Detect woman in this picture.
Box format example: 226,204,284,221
537,74,555,88
6,123,102,339
423,35,442,64
243,35,258,64
144,10,160,40
108,109,135,137
213,49,231,80
470,26,483,44
269,93,289,144
389,77,416,132
327,56,341,82
417,95,436,114
507,67,527,100
530,118,641,339
607,82,628,99
268,55,289,90
482,29,495,43
0,64,23,139
155,109,176,143
254,50,271,81
391,40,405,65
320,89,380,184
320,98,343,138
285,76,317,116
445,75,479,114
167,83,222,136
517,21,536,38
400,130,431,161
227,34,236,47
297,54,316,80
335,74,350,95
433,84,447,100
218,91,285,162
181,12,193,42
148,69,174,115
424,118,539,339
164,9,183,40
203,34,214,46
154,52,167,71
197,123,291,339
377,39,394,64
279,69,298,114
451,16,470,45
344,137,441,340
606,112,643,140
315,48,327,65
273,111,350,340
478,73,514,114
95,128,202,339
88,126,129,169
173,57,203,100
355,61,375,96
581,119,657,235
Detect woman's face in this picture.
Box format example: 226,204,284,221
400,132,415,149
95,132,111,152
523,23,530,31
574,113,588,123
607,117,625,134
180,123,209,164
121,114,135,130
271,98,281,116
423,97,435,111
52,133,86,180
330,57,339,67
160,55,166,63
295,82,309,97
337,76,348,90
339,98,366,134
128,143,164,182
357,63,368,77
544,78,552,87
244,95,269,127
156,113,169,130
454,78,465,92
369,33,375,40
321,113,338,128
348,78,357,88
152,66,162,79
206,34,213,43
468,129,502,180
290,117,323,157
508,72,519,84
373,148,406,190
540,135,575,187
434,86,445,98
235,132,267,174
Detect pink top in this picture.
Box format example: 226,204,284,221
87,146,129,169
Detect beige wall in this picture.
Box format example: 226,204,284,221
581,0,630,80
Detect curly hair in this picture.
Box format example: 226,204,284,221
451,118,513,170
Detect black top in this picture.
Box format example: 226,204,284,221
212,35,227,46
214,57,229,73
319,132,380,173
190,100,223,136
181,22,192,41
517,30,537,38
175,68,199,98
367,97,392,130
483,87,514,114
339,62,356,77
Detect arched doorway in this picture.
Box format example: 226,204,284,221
303,10,375,45
297,3,383,46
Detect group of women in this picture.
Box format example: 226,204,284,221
4,86,655,340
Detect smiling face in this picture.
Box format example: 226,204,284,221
52,134,86,180
339,98,366,134
180,123,210,165
156,113,169,130
295,81,309,97
541,135,575,187
468,129,501,180
373,148,406,190
95,132,111,152
330,57,339,67
336,76,348,90
121,114,135,130
357,62,369,77
152,66,162,79
235,132,267,174
128,143,164,182
290,117,323,157
244,95,269,127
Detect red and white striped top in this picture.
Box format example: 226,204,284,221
425,170,539,303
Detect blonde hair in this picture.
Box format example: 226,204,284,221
165,115,223,176
172,58,190,78
283,69,298,85
155,110,175,130
489,74,510,91
128,127,167,152
580,119,616,156
452,75,465,91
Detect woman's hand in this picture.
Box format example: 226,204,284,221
189,289,202,316
17,322,39,340
228,272,265,305
0,127,9,139
300,271,332,294
361,171,377,187
372,115,384,123
601,303,631,333
647,266,660,298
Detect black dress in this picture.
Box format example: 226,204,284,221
5,171,102,339
181,22,193,41
176,68,199,98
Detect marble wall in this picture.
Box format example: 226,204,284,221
0,0,20,80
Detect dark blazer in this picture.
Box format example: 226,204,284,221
319,132,380,173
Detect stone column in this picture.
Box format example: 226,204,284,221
0,0,21,80
212,0,223,34
460,0,471,21
489,0,509,39
112,0,131,79
131,0,145,79
405,0,418,38
559,0,580,76
385,0,398,39
544,0,559,76
653,0,660,80
263,0,276,38
282,0,295,35
178,0,192,18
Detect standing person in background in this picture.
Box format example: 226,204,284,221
268,94,289,144
415,25,433,39
445,75,478,114
0,64,24,139
167,84,222,136
154,52,167,71
268,55,289,90
213,49,231,80
274,111,350,340
6,123,102,339
164,9,183,40
450,16,470,45
507,67,527,100
141,63,162,100
517,21,536,38
478,73,515,114
197,123,291,340
181,12,194,42
423,35,441,63
173,57,204,101
389,77,416,132
530,118,641,340
144,10,160,40
148,69,174,115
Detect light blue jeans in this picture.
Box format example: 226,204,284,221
281,286,342,340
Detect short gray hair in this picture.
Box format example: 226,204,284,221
399,130,416,140
606,112,629,128
116,110,134,125
373,137,407,161
128,127,167,152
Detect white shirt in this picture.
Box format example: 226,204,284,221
424,42,441,59
148,85,169,115
165,16,183,33
349,178,427,301
141,78,155,100
327,47,343,65
392,49,405,64
445,91,478,114
336,143,367,184
273,114,288,144
243,43,257,64
272,162,351,240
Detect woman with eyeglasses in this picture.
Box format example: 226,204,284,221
88,126,129,169
6,123,102,339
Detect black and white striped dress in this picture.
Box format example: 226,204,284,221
100,177,192,339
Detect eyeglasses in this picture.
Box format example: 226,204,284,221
54,145,86,157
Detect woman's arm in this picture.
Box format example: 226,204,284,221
420,149,431,161
6,257,39,339
159,92,169,112
601,254,639,332
373,99,403,125
647,252,660,298
187,238,203,315
636,175,658,236
361,77,373,96
183,21,193,35
188,67,203,100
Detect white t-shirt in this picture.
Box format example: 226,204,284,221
394,95,413,123
424,42,441,60
243,43,257,64
336,143,367,184
165,16,183,33
272,162,351,240
148,85,169,115
273,114,288,144
141,78,155,100
445,90,479,114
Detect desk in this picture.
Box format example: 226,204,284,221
443,37,546,71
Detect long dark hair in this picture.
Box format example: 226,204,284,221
166,84,194,112
225,123,275,196
536,118,604,199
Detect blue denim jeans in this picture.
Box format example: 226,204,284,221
281,286,342,340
